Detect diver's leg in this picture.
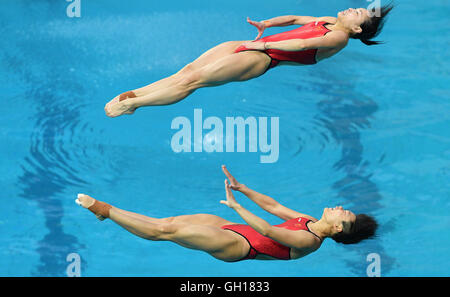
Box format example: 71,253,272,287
178,40,247,72
110,211,247,261
114,209,236,228
104,41,246,113
105,51,271,117
75,194,247,261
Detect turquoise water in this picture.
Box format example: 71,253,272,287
0,0,449,276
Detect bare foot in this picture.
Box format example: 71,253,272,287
104,91,137,117
75,193,107,221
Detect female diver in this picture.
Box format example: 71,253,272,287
76,166,378,262
104,5,393,117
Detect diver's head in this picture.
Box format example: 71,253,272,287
321,206,378,244
338,3,394,45
337,8,371,34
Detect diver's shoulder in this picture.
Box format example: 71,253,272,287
318,16,337,24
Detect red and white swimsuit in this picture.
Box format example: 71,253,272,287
221,217,322,261
234,21,332,70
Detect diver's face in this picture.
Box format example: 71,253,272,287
323,206,357,233
337,8,371,33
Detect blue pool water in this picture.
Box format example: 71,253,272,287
0,0,449,276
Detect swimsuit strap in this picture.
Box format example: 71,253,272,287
305,220,323,242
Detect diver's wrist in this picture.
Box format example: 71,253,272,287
237,184,248,192
231,203,242,211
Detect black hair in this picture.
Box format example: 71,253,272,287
331,214,378,244
351,3,394,45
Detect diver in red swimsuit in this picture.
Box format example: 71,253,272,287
221,216,322,261
76,166,378,262
105,5,393,117
234,20,332,70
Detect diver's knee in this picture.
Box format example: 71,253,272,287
178,70,204,91
176,63,195,76
146,223,178,241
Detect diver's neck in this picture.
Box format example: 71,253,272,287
308,219,333,239
328,21,351,35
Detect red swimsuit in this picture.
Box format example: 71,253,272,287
234,21,331,70
221,217,322,261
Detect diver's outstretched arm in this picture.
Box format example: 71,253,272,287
241,30,347,53
247,15,315,40
252,15,337,27
221,180,314,250
251,15,327,28
221,165,315,221
221,165,284,216
293,16,337,25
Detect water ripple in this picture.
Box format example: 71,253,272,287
313,80,396,276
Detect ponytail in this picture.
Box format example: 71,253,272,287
360,39,383,46
351,3,394,46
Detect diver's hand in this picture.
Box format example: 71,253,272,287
220,180,241,209
222,165,245,191
247,17,267,40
